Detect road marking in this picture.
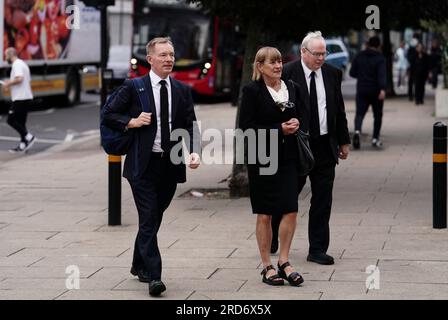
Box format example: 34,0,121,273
29,108,56,116
64,133,75,142
75,102,99,109
0,135,62,144
80,129,100,136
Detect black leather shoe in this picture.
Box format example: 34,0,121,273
307,253,334,265
130,266,150,283
149,280,166,297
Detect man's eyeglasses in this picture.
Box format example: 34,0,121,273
304,47,329,58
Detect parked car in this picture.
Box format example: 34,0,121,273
325,39,350,74
286,39,350,76
107,45,131,89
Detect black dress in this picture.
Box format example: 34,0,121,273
239,79,306,215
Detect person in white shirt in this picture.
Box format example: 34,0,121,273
395,41,408,88
3,47,35,153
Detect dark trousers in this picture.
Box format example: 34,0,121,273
128,154,177,281
305,136,336,254
408,71,414,100
7,99,32,141
430,68,439,89
272,135,336,254
354,93,384,139
415,75,426,104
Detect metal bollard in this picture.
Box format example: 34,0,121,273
108,155,122,226
433,122,447,229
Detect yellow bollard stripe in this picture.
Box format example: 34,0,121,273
433,153,447,163
108,155,122,163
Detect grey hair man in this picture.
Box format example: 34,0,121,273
270,31,351,265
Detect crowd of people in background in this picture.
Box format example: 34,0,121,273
394,36,443,105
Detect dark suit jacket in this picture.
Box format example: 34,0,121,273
239,79,307,164
282,60,350,163
102,74,199,182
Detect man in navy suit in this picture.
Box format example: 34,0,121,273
271,32,351,265
103,37,200,296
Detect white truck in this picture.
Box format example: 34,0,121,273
0,0,101,106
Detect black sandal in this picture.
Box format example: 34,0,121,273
261,265,284,286
277,261,304,286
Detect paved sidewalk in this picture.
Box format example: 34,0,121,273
1,96,448,300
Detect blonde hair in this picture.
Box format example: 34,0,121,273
252,47,282,81
146,37,174,55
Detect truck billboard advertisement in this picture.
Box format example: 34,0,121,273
1,0,101,103
1,0,100,67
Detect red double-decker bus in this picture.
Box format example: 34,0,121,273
129,0,242,99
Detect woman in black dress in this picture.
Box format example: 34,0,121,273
239,47,305,287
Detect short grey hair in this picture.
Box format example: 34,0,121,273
301,31,325,49
4,47,18,59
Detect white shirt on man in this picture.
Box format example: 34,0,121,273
10,58,33,101
149,69,172,153
301,59,328,135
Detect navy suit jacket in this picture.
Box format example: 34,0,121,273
282,60,350,163
102,74,200,182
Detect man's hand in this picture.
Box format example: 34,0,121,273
127,112,152,128
2,80,11,89
281,118,300,135
188,153,200,169
339,144,350,160
378,90,386,100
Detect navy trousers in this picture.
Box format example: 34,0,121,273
354,92,384,139
128,154,177,281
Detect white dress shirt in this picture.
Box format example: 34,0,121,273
301,59,328,135
149,70,172,152
266,80,289,105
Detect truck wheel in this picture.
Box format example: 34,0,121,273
65,71,80,105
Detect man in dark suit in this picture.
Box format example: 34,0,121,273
103,37,200,296
271,31,351,265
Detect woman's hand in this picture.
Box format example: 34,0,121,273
281,118,300,135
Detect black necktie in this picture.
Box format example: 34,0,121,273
309,71,320,138
159,80,170,152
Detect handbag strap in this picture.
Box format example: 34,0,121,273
131,77,150,113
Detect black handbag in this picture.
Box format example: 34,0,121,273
296,130,315,176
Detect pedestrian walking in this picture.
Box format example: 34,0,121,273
270,31,351,266
239,46,306,286
350,36,387,149
429,39,442,89
102,37,201,297
2,47,35,153
414,43,430,105
395,41,408,88
406,37,418,101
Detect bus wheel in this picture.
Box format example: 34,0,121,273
65,71,80,106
